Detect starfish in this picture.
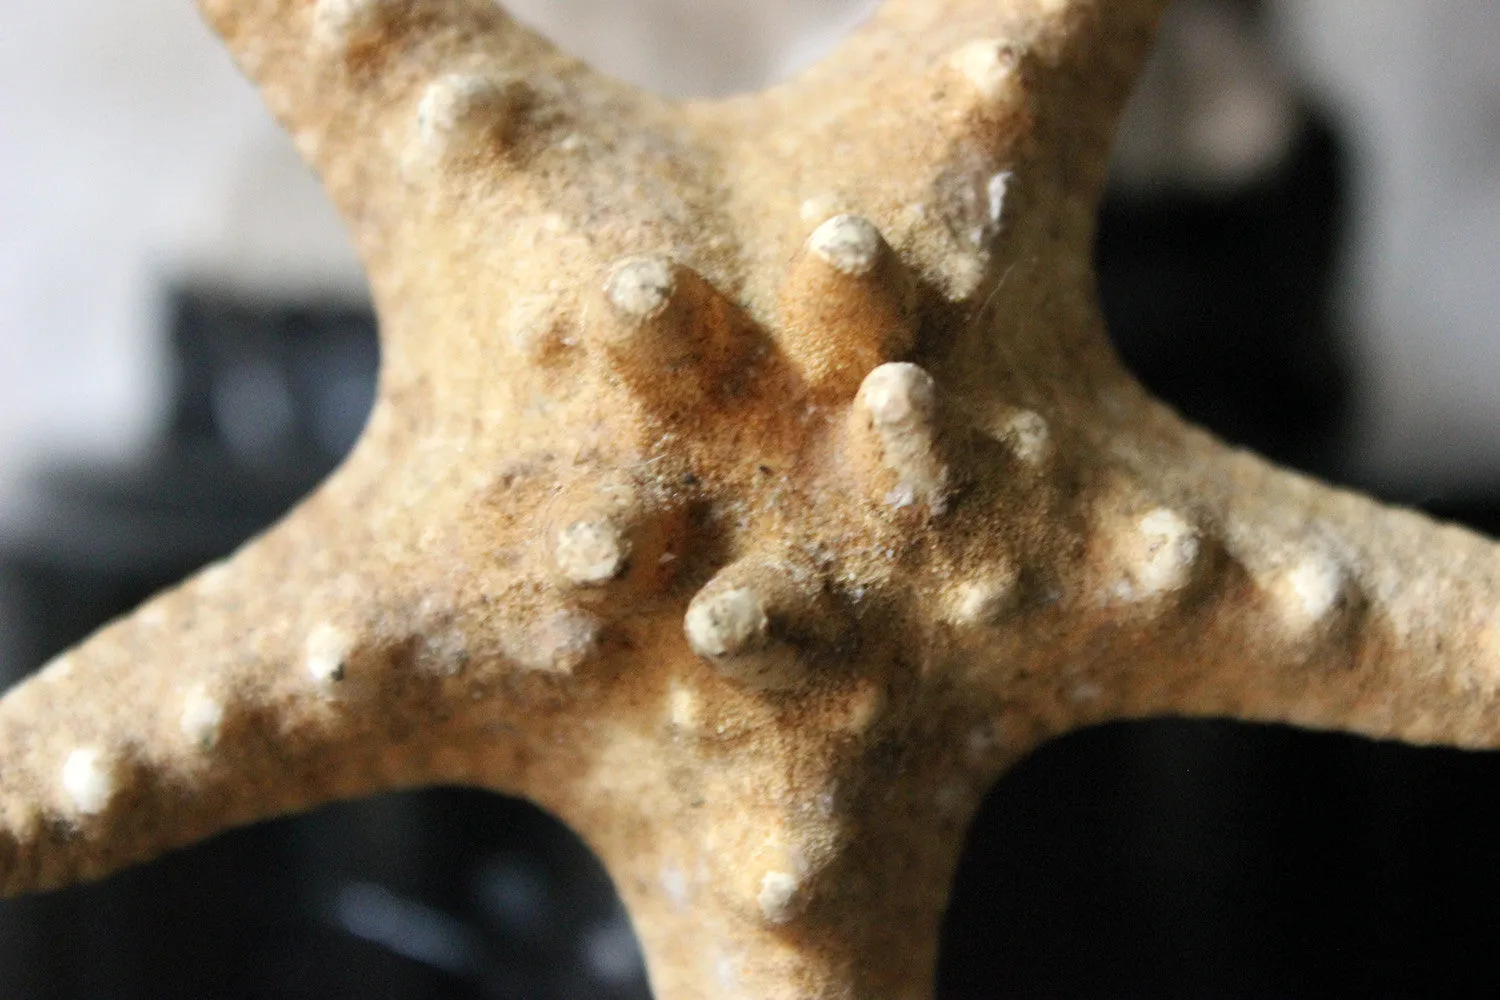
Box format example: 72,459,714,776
3,0,1498,995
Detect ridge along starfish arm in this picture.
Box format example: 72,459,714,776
3,0,1499,996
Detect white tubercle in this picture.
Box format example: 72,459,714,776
179,686,226,749
305,623,354,685
1110,508,1201,603
605,256,675,321
311,0,394,51
945,566,1019,627
1268,551,1348,632
556,519,630,586
415,74,524,158
998,409,1051,466
61,747,115,817
950,39,1022,104
807,214,883,276
858,363,950,511
506,293,568,360
685,586,769,659
520,608,600,674
666,682,701,733
757,870,802,925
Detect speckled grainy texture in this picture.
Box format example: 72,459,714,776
3,1,1499,997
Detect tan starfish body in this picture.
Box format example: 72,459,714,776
3,1,1499,996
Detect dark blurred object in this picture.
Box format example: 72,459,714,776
1098,0,1351,474
1098,112,1351,473
941,719,1500,998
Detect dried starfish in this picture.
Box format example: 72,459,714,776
3,0,1498,996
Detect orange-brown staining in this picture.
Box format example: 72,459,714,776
778,215,916,399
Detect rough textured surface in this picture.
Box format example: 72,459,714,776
3,1,1499,997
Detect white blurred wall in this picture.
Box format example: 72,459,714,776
1270,0,1500,490
0,0,1497,520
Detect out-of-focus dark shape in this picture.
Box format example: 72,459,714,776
1100,0,1352,474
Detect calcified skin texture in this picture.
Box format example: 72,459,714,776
4,0,1500,996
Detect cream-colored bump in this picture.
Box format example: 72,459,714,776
1268,552,1347,631
799,194,842,225
416,74,524,156
944,565,1019,627
522,608,600,674
197,559,233,594
61,747,115,817
311,0,394,51
857,362,949,511
685,586,769,659
660,863,690,909
807,214,883,276
950,39,1023,106
179,686,225,749
1111,508,1201,602
506,294,570,360
605,256,674,321
998,409,1052,466
667,682,701,732
556,519,630,586
757,870,802,925
305,622,354,684
862,362,936,429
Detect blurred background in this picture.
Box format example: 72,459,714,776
2,0,1500,995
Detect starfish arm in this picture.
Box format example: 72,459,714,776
1105,404,1500,748
700,0,1169,330
720,0,1167,198
940,387,1500,753
193,0,673,256
552,667,986,1000
0,478,480,895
